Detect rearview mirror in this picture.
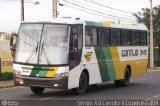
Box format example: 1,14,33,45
10,32,17,50
10,32,17,58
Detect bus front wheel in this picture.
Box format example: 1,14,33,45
114,67,131,87
30,87,45,94
72,72,88,95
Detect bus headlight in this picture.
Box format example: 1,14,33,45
54,72,68,78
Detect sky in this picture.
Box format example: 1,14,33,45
0,0,159,33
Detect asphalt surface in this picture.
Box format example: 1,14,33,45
0,71,160,106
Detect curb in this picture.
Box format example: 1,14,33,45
147,67,160,70
0,80,15,89
147,70,160,72
147,68,160,71
0,85,15,89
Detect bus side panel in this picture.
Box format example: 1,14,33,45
109,47,124,80
68,46,148,89
94,47,117,82
82,47,103,85
68,47,102,89
129,60,148,77
112,60,148,80
110,46,148,80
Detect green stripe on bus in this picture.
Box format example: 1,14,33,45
98,63,110,82
103,47,116,80
38,67,49,77
95,47,110,82
39,71,48,77
30,66,41,77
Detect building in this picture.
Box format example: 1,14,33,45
0,32,11,40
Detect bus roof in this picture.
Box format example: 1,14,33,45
22,19,148,31
84,21,148,31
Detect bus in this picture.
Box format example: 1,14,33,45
10,19,148,94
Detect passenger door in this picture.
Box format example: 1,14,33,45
69,25,83,69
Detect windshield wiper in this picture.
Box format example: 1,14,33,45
40,41,51,65
36,42,39,54
40,41,44,55
25,41,39,63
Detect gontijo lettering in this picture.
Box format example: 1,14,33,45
122,49,138,57
121,49,147,57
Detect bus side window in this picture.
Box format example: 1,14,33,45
140,31,147,46
85,28,91,46
70,32,78,59
121,30,131,46
131,31,140,46
85,27,97,46
110,29,120,46
98,28,109,46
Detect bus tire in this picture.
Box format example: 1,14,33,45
114,80,122,87
30,87,45,94
72,72,88,95
114,67,131,87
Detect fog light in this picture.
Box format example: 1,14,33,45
54,72,68,78
19,81,24,84
54,84,58,87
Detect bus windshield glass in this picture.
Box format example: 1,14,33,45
15,23,70,65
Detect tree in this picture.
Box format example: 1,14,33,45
134,5,160,48
135,5,160,66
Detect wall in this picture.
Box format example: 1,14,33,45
0,40,13,73
0,33,11,40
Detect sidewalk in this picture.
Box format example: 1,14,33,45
147,67,160,71
0,80,14,89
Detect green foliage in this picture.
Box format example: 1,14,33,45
0,72,13,81
134,5,160,48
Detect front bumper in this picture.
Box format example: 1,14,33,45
14,74,68,89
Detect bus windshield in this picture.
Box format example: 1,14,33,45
15,23,70,65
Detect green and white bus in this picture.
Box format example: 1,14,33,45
10,20,148,94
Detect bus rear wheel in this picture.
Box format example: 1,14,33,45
114,67,131,87
72,72,88,95
30,87,45,94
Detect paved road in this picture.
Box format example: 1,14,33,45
0,71,160,105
